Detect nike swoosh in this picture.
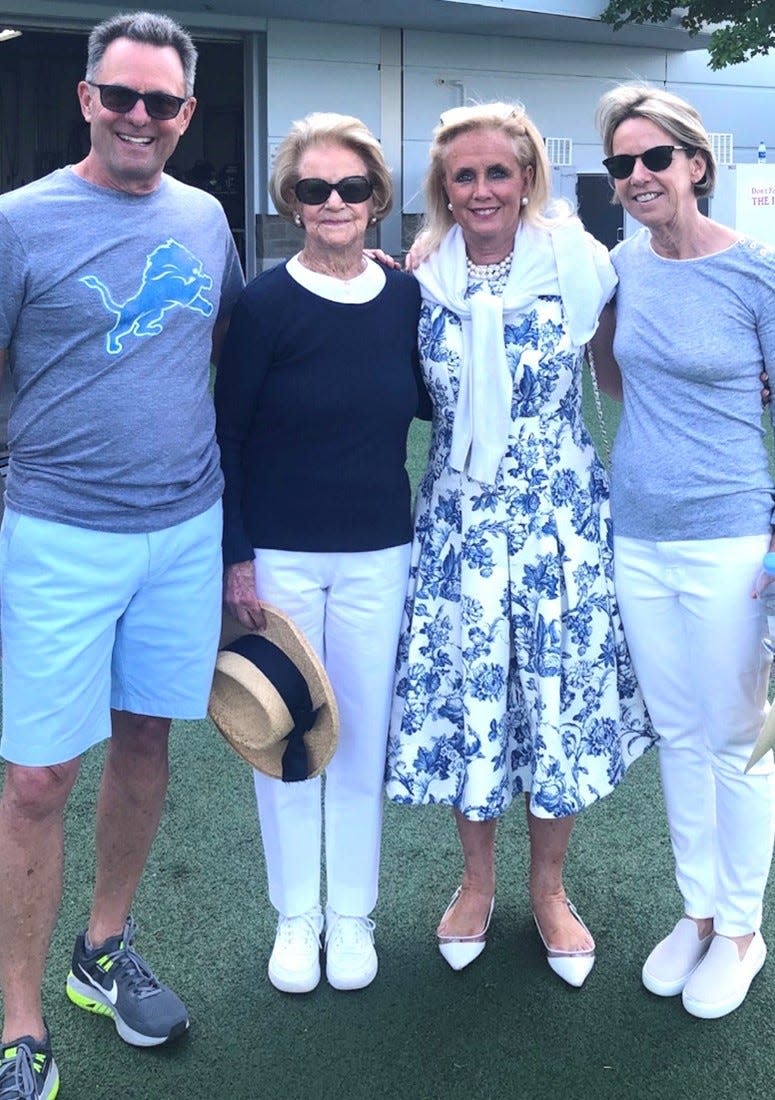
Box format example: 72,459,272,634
80,966,118,1005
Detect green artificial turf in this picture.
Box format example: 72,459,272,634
2,368,774,1098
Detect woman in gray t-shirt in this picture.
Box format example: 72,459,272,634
592,83,775,1022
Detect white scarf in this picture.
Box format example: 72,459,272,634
415,218,617,486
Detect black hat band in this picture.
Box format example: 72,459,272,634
224,634,321,782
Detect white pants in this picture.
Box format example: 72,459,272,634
614,535,775,936
251,544,411,919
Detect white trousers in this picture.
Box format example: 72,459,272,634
251,544,411,919
614,535,775,936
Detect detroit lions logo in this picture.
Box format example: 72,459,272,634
81,238,215,355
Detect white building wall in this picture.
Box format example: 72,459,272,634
261,19,775,222
159,10,775,258
666,51,775,163
402,32,775,210
402,30,668,211
265,20,383,212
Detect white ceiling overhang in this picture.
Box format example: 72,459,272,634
0,0,711,50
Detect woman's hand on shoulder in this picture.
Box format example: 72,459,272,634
363,248,401,270
364,228,434,273
405,229,433,272
224,560,266,631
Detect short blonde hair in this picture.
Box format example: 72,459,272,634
596,83,716,198
269,112,393,223
419,101,564,256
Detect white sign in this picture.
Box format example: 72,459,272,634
735,164,775,246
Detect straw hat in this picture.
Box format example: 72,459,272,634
209,606,339,781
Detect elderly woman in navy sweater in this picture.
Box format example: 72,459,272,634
215,112,428,995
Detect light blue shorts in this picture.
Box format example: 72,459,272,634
0,501,222,766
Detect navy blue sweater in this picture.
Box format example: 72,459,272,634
215,263,429,565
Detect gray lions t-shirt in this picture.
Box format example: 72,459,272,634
0,167,245,532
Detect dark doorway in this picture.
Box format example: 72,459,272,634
576,173,623,250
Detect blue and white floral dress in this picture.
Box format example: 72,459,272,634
386,286,655,821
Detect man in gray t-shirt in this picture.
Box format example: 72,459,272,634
0,13,244,1095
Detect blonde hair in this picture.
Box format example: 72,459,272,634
269,112,393,223
418,101,568,256
596,83,715,199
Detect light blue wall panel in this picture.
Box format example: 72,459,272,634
667,49,775,87
403,28,666,78
268,18,381,62
265,23,382,213
263,19,775,219
666,51,775,163
401,30,670,211
666,83,775,161
267,59,380,136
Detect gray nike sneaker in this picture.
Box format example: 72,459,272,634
65,916,189,1047
0,1030,59,1099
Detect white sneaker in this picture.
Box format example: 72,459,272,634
642,917,713,997
325,910,378,991
267,906,323,993
682,932,767,1019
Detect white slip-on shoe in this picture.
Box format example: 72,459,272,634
325,910,378,991
642,917,713,997
437,886,495,972
267,906,323,993
682,932,767,1019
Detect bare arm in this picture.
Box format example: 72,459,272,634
587,302,622,401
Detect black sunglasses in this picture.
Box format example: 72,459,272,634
88,82,187,121
293,175,374,205
602,144,694,180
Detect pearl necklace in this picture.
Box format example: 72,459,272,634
466,251,513,294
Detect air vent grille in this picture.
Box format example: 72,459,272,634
709,132,734,165
545,137,573,167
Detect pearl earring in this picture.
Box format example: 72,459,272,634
447,202,453,211
293,212,303,227
520,196,529,207
369,215,377,225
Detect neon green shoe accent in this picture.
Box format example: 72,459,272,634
65,977,116,1019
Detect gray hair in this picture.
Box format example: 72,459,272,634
270,112,393,224
85,11,197,97
596,83,716,199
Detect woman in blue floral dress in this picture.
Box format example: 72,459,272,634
386,102,654,986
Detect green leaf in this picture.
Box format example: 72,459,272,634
600,1,775,69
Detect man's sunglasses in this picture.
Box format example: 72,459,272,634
87,82,187,121
293,176,374,205
602,144,694,180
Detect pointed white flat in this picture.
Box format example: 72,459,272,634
533,899,595,988
437,886,495,971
